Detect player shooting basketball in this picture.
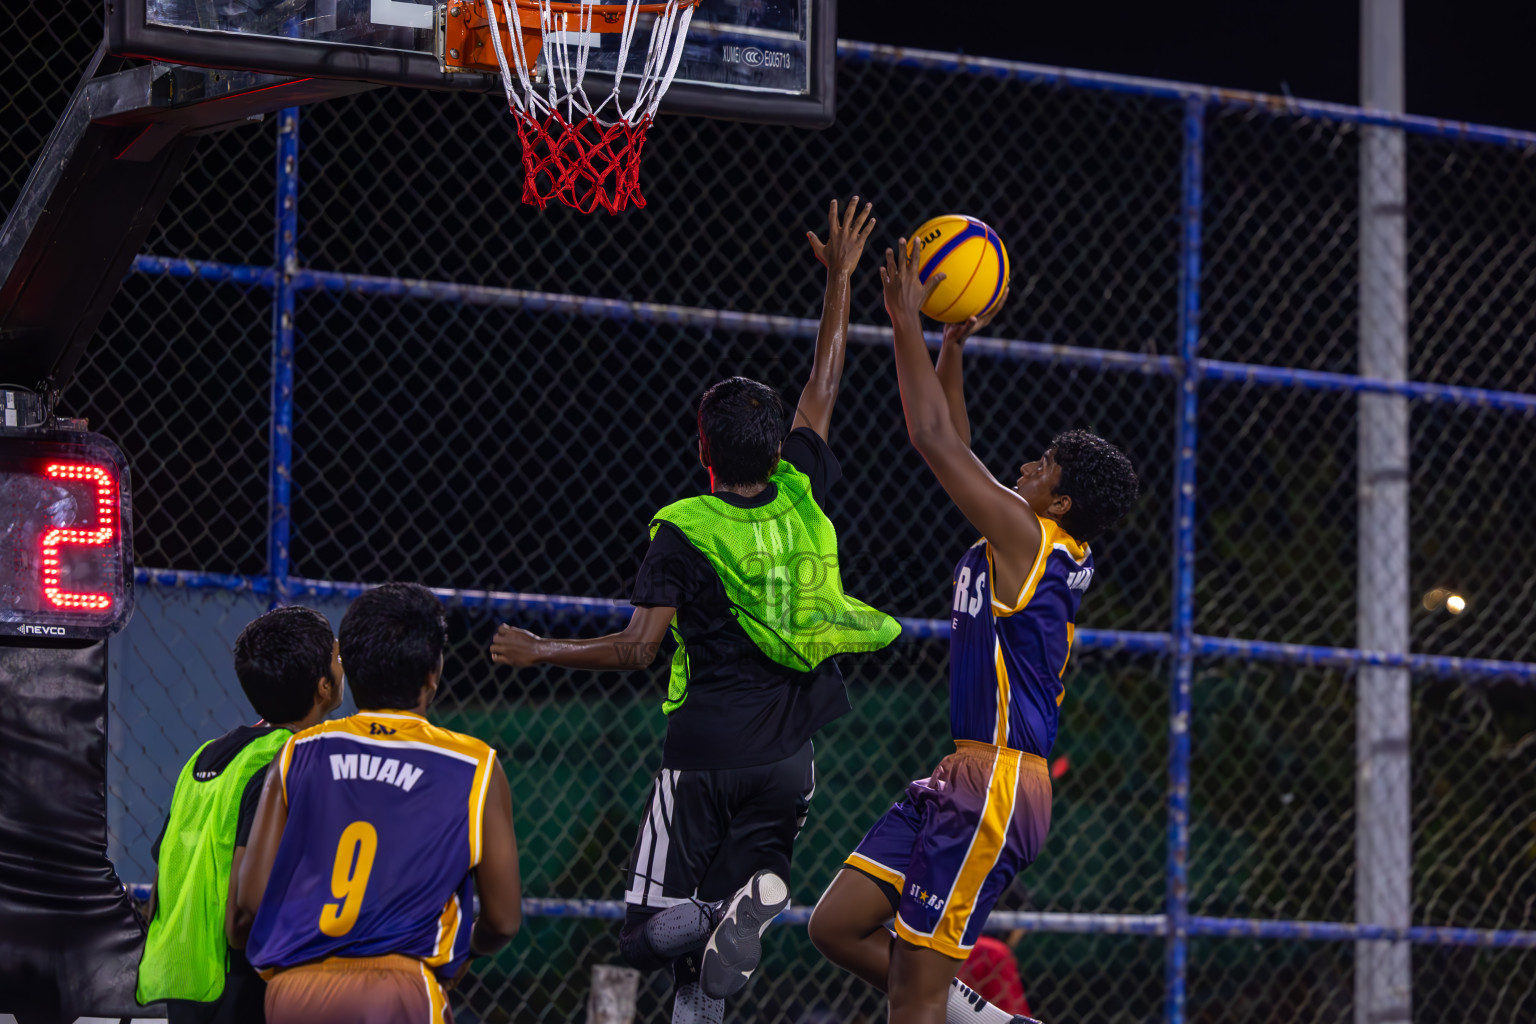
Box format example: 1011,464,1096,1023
490,197,897,1024
807,239,1140,1024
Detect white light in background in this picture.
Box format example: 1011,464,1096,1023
1422,588,1468,614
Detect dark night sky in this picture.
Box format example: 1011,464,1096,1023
838,1,1536,133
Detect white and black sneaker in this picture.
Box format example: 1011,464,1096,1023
699,869,790,999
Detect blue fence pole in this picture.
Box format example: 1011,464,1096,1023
1166,95,1205,1024
269,107,300,604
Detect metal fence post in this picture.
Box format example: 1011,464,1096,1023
1167,94,1205,1024
1357,1,1411,1021
269,106,299,603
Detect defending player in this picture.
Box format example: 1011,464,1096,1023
490,197,895,1023
806,241,1139,1024
137,606,344,1024
236,583,522,1023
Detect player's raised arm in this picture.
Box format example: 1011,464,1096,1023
232,756,289,944
489,604,675,670
934,284,1008,449
791,197,876,440
881,241,1043,565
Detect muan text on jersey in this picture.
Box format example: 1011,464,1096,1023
328,753,423,791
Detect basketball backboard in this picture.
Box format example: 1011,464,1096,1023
107,0,835,126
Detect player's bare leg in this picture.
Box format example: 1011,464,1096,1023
888,939,965,1024
809,869,961,1023
810,869,1040,1024
808,868,898,988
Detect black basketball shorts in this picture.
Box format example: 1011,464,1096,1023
623,740,816,910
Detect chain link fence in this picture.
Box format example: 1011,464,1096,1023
5,4,1536,1021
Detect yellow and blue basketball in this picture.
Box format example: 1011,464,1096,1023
906,215,1010,323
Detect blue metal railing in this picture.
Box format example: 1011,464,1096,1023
117,879,1536,950
130,567,1536,684
129,255,1536,416
119,40,1536,1024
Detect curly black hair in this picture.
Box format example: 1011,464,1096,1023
698,377,785,486
1050,429,1140,543
338,582,447,711
233,606,335,725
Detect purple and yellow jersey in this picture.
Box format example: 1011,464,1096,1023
947,516,1093,758
246,711,497,981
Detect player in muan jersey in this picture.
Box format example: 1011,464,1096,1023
807,240,1139,1024
490,197,896,1024
236,583,523,1024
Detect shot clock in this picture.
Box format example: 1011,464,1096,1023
0,428,134,644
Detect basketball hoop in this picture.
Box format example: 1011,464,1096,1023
441,0,698,214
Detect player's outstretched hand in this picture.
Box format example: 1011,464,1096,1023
941,281,1009,350
490,623,542,668
881,238,943,327
807,196,876,276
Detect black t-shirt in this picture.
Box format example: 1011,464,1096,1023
235,766,266,847
632,427,852,771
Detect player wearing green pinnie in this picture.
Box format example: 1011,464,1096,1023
490,196,896,1024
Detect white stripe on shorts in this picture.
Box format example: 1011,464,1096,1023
647,771,674,901
625,777,658,905
623,770,681,907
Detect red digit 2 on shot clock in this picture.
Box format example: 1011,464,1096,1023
0,429,134,644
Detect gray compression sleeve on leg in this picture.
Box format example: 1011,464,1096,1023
947,977,1019,1024
671,982,725,1024
643,899,719,959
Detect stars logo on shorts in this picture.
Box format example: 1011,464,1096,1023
908,883,945,911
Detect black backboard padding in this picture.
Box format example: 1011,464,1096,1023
0,642,149,1020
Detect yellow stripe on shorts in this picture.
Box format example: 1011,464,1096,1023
930,748,1020,956
421,962,448,1024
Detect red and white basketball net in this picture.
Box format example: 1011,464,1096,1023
483,0,695,214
